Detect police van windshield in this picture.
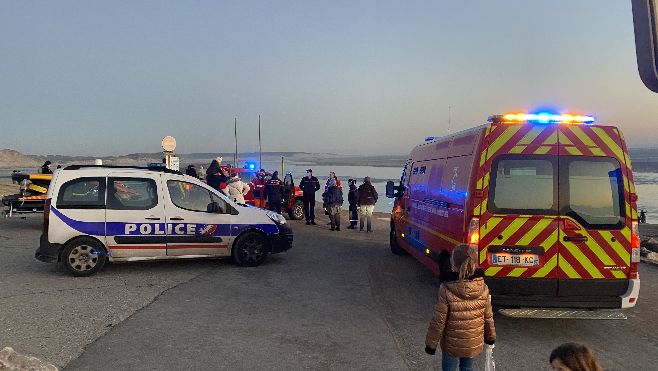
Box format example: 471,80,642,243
488,155,625,229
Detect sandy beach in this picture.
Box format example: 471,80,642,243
0,182,20,199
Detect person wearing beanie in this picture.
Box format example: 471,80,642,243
265,171,284,214
38,161,52,175
206,157,223,191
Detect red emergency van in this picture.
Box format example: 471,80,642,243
387,112,640,309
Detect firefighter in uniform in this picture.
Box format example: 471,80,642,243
265,171,284,214
299,169,320,225
250,169,268,208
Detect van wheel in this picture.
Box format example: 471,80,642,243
62,237,106,276
232,232,269,267
390,229,408,256
288,199,304,220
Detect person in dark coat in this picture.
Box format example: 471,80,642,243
250,169,269,208
206,157,223,191
185,164,198,178
265,171,284,214
299,169,320,225
323,179,343,231
217,168,230,190
357,176,378,232
347,179,359,229
38,161,53,175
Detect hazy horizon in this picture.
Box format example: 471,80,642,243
1,1,656,157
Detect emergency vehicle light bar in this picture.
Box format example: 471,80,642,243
488,113,595,125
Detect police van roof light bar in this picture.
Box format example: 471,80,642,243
488,113,595,125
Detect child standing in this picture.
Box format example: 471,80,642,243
425,244,496,371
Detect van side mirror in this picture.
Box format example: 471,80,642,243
386,181,405,199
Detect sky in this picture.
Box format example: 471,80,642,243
1,0,656,157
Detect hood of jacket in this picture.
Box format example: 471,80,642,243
440,268,486,301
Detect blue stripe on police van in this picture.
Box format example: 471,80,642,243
50,206,105,236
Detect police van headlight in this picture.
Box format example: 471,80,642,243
265,210,287,225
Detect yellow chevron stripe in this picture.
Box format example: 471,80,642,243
474,202,482,216
598,231,630,263
401,216,461,245
485,127,491,137
623,175,629,193
507,268,527,277
565,147,583,155
543,130,557,145
624,151,633,171
626,202,631,218
509,146,526,154
480,150,487,166
481,198,488,213
619,130,625,140
516,217,554,246
487,125,523,160
485,267,503,276
483,172,490,188
632,208,638,220
483,218,530,264
558,255,582,278
568,126,597,146
559,131,573,145
561,243,604,278
479,216,503,263
532,253,557,278
576,230,616,266
592,127,624,160
612,270,626,278
518,126,546,145
534,146,552,155
629,180,636,194
476,177,483,190
541,229,559,252
589,147,605,156
621,226,631,243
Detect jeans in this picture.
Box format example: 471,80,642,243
303,196,315,221
441,353,474,371
359,205,374,231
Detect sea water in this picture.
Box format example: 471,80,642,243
5,165,658,222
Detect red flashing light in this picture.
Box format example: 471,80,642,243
564,219,581,231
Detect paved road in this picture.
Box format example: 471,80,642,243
1,209,657,370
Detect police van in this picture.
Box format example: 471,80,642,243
387,112,640,309
36,165,293,276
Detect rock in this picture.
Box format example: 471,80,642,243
647,252,658,261
640,238,658,252
641,246,650,257
0,347,58,371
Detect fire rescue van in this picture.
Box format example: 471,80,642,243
36,165,293,276
387,112,640,309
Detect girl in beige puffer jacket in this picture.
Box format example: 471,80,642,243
425,244,496,371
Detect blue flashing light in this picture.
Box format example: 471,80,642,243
244,162,257,170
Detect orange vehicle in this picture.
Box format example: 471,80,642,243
387,111,640,309
222,167,305,220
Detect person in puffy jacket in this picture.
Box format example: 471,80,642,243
425,244,496,371
185,164,198,178
323,178,343,231
299,169,320,225
223,174,249,204
265,171,284,214
206,157,223,191
357,177,378,232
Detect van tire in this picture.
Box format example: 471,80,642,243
61,237,106,277
232,232,269,267
288,199,304,220
390,228,408,256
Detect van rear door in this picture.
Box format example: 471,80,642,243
556,125,632,298
479,124,561,296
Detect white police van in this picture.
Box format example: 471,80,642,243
36,165,293,276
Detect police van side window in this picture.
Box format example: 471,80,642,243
57,177,106,209
167,180,215,212
488,155,557,215
107,178,158,210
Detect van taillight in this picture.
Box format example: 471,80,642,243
630,220,640,279
42,198,51,234
468,218,480,246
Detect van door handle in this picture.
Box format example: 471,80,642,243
563,236,588,242
170,217,184,221
145,216,161,220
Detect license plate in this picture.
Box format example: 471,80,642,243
491,253,539,266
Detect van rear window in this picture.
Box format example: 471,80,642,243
488,155,625,229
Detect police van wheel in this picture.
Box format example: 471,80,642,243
390,229,408,256
62,237,106,277
288,200,304,220
232,232,269,267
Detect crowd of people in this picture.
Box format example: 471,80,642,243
184,157,380,231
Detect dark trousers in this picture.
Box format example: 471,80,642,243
349,204,358,226
303,196,315,221
268,199,282,214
